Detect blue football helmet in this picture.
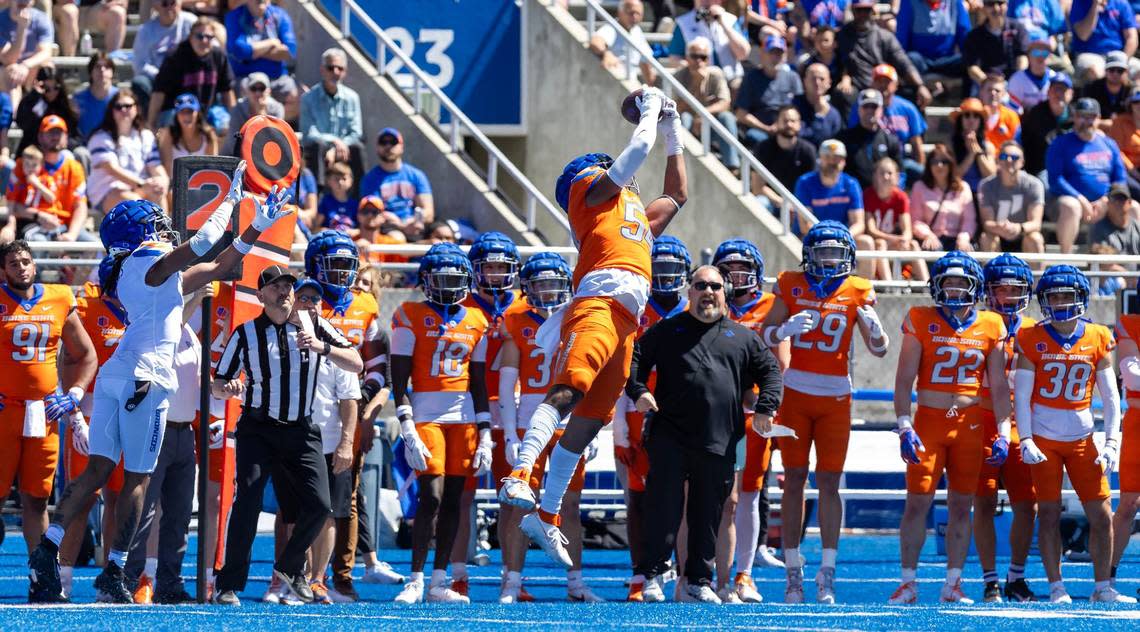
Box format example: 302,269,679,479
97,254,122,299
100,199,179,256
418,242,472,306
521,252,572,310
929,250,985,310
802,221,856,283
983,253,1033,316
651,235,691,295
468,231,520,294
554,152,613,212
713,238,764,297
304,230,360,306
1036,265,1090,322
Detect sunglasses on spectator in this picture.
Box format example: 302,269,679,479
998,152,1022,162
1108,67,1127,73
693,281,723,292
114,102,137,111
193,32,215,41
296,294,322,305
687,53,709,61
325,64,345,72
378,137,399,146
359,206,381,215
1029,49,1050,58
249,84,267,92
931,158,951,166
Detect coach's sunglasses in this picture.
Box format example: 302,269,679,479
693,281,724,292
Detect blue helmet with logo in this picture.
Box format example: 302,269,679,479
555,152,613,212
468,231,520,294
802,221,856,283
929,250,985,310
418,242,472,306
1036,265,1090,322
983,253,1033,316
100,199,179,256
713,238,764,297
521,252,572,310
304,230,360,306
651,235,691,295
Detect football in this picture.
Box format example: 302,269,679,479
620,87,665,124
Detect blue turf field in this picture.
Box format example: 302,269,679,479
3,532,1140,630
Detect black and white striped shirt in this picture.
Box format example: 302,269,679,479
214,312,353,423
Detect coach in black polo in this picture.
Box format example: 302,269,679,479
210,266,363,606
626,265,783,603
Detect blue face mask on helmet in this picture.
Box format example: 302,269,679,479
554,152,614,212
468,231,520,294
419,242,472,306
100,199,179,256
713,238,764,298
651,235,691,295
304,231,360,308
801,221,856,293
521,252,572,310
983,253,1033,316
929,250,985,315
1036,264,1090,323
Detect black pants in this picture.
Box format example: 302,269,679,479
216,414,331,592
636,430,736,586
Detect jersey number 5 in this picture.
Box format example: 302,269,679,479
620,198,650,244
11,322,49,362
431,339,470,378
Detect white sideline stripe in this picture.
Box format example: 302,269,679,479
947,609,1140,620
249,245,289,265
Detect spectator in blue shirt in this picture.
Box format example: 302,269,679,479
793,62,844,148
73,52,118,141
735,35,803,149
301,47,364,188
1047,97,1129,252
225,0,298,117
1008,0,1066,39
1069,0,1137,58
794,139,875,276
0,0,54,102
316,161,358,232
847,64,926,185
895,0,971,77
360,127,435,240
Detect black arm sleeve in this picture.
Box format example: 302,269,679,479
625,323,658,401
750,336,783,417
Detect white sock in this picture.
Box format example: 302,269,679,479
506,570,521,583
784,547,802,569
108,549,128,567
60,566,73,597
539,444,582,515
946,567,962,584
1050,580,1066,593
144,557,158,578
409,571,424,584
450,562,467,581
44,524,64,547
820,548,837,569
734,491,760,576
901,568,917,584
430,568,447,587
517,404,562,469
1095,580,1111,591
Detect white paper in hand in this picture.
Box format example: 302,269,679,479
761,424,798,440
297,309,316,337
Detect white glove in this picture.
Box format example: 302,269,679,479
224,160,247,206
472,428,494,476
70,412,89,457
1020,437,1048,465
658,98,684,156
775,311,818,341
504,433,522,467
1096,438,1120,473
585,436,600,463
250,184,294,232
636,86,665,121
857,305,884,340
400,420,432,472
208,420,225,450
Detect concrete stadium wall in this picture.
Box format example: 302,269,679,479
514,0,803,270
284,0,544,247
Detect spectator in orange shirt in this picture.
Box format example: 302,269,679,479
1108,90,1140,200
6,115,91,242
979,75,1020,151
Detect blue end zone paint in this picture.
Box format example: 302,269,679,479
1,533,1138,629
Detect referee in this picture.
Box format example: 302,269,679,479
626,265,783,603
210,266,363,606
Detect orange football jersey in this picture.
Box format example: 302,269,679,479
1018,321,1114,411
391,301,489,393
903,306,1006,396
775,271,875,377
503,306,556,396
567,165,652,289
1116,314,1140,398
322,289,380,349
980,313,1037,405
728,292,776,332
0,283,77,400
463,292,525,402
76,293,126,377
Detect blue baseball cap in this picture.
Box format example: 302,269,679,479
764,35,786,51
174,93,200,112
377,127,402,143
293,276,322,294
1049,72,1072,89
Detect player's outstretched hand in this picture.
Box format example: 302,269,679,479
857,305,884,340
985,436,1009,466
251,185,294,231
1020,437,1048,465
898,428,925,465
636,86,665,122
225,161,248,206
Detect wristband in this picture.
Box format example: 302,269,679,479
232,238,253,255
475,411,492,431
360,381,380,403
364,371,386,389
68,386,85,404
896,415,913,431
396,404,413,422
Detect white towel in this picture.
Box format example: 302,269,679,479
23,400,46,438
535,304,567,357
761,424,798,440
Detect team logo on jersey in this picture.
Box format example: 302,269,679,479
928,323,939,334
0,303,6,315
639,314,648,327
97,315,109,328
791,287,803,297
523,326,534,338
216,306,227,318
1036,342,1047,352
424,316,436,328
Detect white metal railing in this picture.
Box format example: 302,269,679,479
330,0,571,243
580,0,818,235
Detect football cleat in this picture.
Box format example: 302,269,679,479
816,567,836,604
754,546,785,569
499,472,537,511
568,583,605,603
263,574,283,604
27,539,66,604
888,581,918,605
309,580,331,604
133,573,154,604
680,583,722,604
520,512,573,568
1003,578,1035,602
394,579,425,604
627,580,646,603
983,580,1003,603
1049,584,1072,604
212,590,241,606
940,579,974,604
500,578,523,604
273,569,314,604
641,576,665,603
733,573,763,604
94,562,133,604
784,566,805,604
427,583,470,604
718,585,743,604
1091,585,1137,603
361,562,405,585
